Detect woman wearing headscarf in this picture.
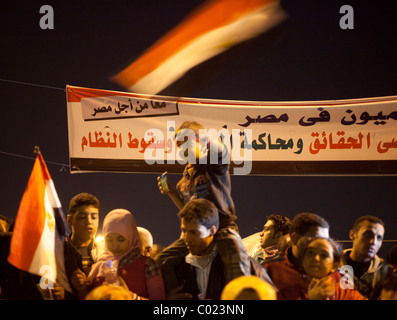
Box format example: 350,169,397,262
83,209,165,300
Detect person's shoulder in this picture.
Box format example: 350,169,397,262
262,257,287,269
143,255,167,277
373,254,389,274
262,256,295,279
143,255,158,266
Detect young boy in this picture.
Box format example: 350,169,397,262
62,193,100,299
156,121,250,293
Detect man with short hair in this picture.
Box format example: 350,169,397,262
341,215,389,300
167,198,275,300
264,212,330,299
254,214,291,264
61,192,100,299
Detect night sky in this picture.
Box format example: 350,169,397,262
1,0,396,259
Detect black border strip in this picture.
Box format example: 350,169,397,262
69,158,397,175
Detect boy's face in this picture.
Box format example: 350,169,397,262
176,136,200,162
259,220,277,249
67,205,99,244
180,218,215,256
176,128,206,163
350,221,384,262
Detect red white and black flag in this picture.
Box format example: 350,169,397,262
111,0,286,95
8,150,69,286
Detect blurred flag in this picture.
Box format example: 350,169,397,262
8,151,69,286
111,0,286,94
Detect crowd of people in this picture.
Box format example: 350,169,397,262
0,121,396,300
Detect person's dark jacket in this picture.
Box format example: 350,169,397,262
63,237,96,299
175,252,226,300
174,252,276,300
0,232,42,300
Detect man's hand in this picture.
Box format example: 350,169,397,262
52,282,65,300
157,176,184,209
307,276,335,300
157,176,173,195
71,268,88,291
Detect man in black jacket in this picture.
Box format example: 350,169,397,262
165,198,275,300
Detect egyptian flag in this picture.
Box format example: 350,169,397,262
8,151,69,286
111,0,286,95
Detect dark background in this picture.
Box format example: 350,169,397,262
1,0,396,259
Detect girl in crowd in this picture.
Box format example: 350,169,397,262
78,209,165,300
299,237,365,300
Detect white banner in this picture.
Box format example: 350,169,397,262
66,85,397,175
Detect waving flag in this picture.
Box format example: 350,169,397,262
8,151,69,286
111,0,286,94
